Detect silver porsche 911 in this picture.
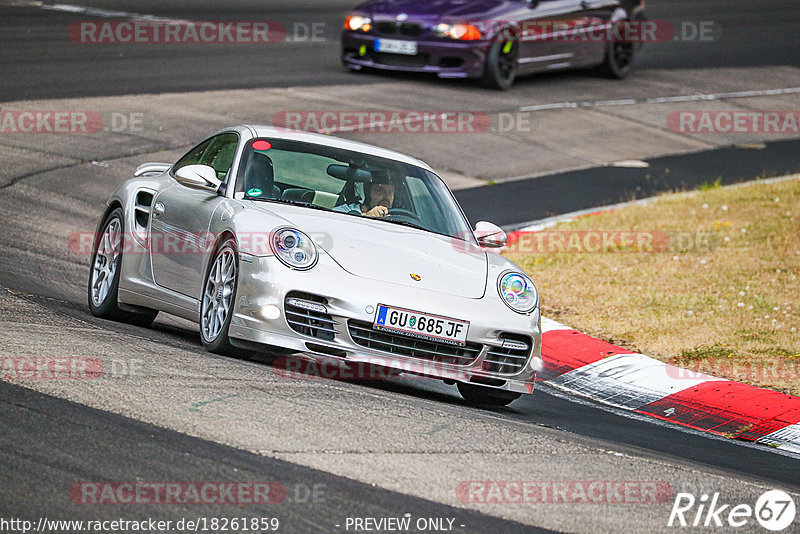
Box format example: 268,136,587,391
88,125,542,406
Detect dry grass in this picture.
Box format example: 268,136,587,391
505,175,800,395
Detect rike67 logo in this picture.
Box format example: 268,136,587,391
669,490,796,531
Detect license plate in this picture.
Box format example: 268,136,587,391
375,38,417,55
373,304,469,346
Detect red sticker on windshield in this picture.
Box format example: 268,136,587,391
252,140,271,151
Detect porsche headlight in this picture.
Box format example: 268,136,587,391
270,228,318,270
498,271,538,313
345,14,372,32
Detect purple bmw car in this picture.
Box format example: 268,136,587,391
342,0,646,89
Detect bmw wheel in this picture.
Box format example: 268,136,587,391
88,207,158,326
200,238,239,354
599,25,636,78
481,38,518,90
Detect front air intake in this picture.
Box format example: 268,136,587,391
348,320,481,365
284,292,337,341
482,333,532,375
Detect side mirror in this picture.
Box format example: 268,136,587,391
474,221,507,248
174,164,222,193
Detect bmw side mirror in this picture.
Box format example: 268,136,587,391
174,164,222,193
474,221,507,248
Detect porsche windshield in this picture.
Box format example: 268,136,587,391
235,137,474,241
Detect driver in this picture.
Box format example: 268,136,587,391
334,170,395,218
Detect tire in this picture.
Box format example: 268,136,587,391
457,382,522,407
481,38,518,90
200,238,239,355
598,25,636,79
88,207,158,327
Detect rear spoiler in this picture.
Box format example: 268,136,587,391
133,162,171,177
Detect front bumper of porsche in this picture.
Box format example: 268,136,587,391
229,254,541,394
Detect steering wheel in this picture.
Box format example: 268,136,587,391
386,208,423,224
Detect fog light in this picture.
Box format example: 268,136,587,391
260,305,281,320
529,356,543,372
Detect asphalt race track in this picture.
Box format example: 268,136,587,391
1,380,542,533
1,1,799,532
456,138,800,227
2,0,800,101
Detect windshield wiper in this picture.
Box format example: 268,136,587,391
250,197,431,233
247,196,331,213
379,218,428,232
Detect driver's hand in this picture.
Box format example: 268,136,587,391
364,205,389,218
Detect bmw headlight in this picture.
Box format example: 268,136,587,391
433,23,482,40
270,228,318,270
498,271,538,313
345,14,372,32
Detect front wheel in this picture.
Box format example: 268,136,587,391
88,207,158,327
457,382,522,407
200,238,239,355
481,39,518,90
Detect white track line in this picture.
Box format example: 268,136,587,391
519,86,800,113
7,1,187,22
306,85,800,134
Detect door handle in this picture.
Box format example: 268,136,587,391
153,202,165,217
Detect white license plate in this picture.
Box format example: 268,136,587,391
375,38,417,55
373,304,469,346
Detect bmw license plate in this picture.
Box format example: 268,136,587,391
373,304,469,346
375,39,417,55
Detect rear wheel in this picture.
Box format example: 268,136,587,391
481,38,518,90
88,207,158,326
457,382,522,407
598,25,636,78
200,238,239,355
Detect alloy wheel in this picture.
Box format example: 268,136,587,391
90,217,122,306
201,244,237,341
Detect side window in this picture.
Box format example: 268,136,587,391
198,133,239,181
172,138,213,173
172,133,239,181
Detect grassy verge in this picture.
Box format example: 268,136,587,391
505,176,800,395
